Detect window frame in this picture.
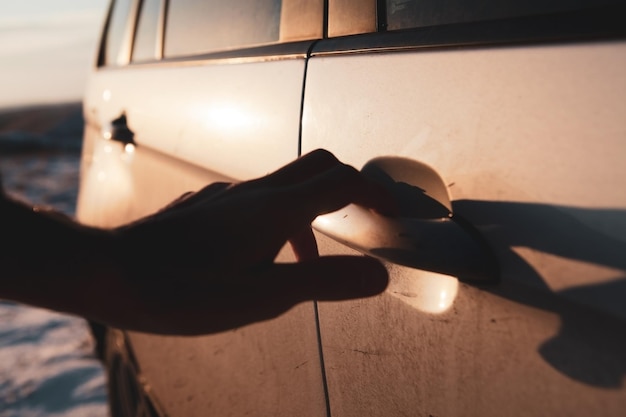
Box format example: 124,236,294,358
321,1,626,56
98,0,626,69
98,0,142,67
98,0,326,68
130,0,167,63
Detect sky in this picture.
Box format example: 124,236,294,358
0,0,110,109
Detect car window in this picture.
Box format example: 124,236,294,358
385,0,621,31
105,0,135,65
164,0,282,58
132,0,162,62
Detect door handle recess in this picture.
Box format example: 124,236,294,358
312,157,499,284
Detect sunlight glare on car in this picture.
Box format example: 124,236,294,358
198,102,259,134
77,137,134,228
387,265,459,314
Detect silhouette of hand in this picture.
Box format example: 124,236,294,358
109,149,395,334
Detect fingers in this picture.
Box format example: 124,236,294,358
288,226,319,261
194,149,341,207
160,182,232,213
158,191,195,212
262,256,389,302
247,149,341,189
287,163,398,221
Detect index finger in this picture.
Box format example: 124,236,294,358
246,149,342,189
286,163,398,222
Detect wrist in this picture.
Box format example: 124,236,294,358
0,195,123,318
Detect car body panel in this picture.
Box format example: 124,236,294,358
301,41,626,416
78,56,307,225
125,295,327,417
77,1,626,416
82,58,306,182
77,36,327,417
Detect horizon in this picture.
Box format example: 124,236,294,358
0,1,109,110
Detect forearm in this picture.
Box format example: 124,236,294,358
0,193,121,318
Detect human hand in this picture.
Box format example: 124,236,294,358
106,149,396,335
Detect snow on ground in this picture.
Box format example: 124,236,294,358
0,303,107,417
0,103,108,416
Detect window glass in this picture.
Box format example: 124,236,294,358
386,0,621,31
165,0,282,58
132,0,162,62
105,0,134,65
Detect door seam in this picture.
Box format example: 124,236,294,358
298,37,333,417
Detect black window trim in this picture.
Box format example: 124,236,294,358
99,2,626,69
96,0,114,67
313,3,626,57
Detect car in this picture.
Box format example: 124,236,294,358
76,0,626,416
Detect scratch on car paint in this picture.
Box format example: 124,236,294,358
352,349,382,356
392,290,418,298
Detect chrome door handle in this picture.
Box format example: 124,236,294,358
312,157,499,284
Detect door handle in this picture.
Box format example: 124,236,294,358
312,157,499,284
104,113,135,145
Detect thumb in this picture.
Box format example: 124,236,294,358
264,256,389,302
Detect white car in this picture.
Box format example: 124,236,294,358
77,0,626,416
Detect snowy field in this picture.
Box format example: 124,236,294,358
0,103,108,417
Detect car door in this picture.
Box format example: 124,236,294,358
302,1,626,416
77,1,330,416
